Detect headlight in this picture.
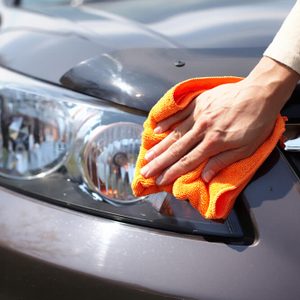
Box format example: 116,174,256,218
81,122,142,203
0,67,251,243
0,85,71,179
0,80,145,203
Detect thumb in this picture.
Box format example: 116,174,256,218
201,148,251,182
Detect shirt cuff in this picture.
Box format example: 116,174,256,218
264,45,300,75
263,1,300,75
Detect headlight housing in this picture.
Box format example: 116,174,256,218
0,67,253,244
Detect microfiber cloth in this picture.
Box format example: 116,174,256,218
131,77,286,220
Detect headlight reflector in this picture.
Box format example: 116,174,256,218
81,122,143,203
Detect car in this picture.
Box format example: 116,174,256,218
0,0,300,299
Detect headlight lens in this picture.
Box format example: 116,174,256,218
81,122,143,203
0,67,249,243
0,86,71,179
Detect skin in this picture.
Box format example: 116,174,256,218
140,56,300,185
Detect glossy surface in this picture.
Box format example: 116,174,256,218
0,0,295,111
1,150,300,299
61,48,260,111
81,122,143,203
1,1,300,299
0,85,71,178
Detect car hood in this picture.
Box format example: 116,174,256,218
0,0,294,111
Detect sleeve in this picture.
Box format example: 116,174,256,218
264,1,300,75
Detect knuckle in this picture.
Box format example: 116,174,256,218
204,135,219,150
149,158,160,170
195,117,210,132
208,129,225,143
211,156,226,170
194,147,205,158
150,158,168,175
189,130,201,144
179,155,193,168
206,136,217,147
163,168,176,181
169,144,181,157
149,147,158,159
170,128,183,142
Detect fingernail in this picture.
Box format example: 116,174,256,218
145,150,154,161
154,126,162,134
141,165,149,177
156,175,164,185
202,170,214,183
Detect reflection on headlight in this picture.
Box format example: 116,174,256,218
0,86,71,179
81,122,143,204
0,82,145,203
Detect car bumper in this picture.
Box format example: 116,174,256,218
0,149,300,300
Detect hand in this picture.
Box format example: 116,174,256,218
140,57,300,185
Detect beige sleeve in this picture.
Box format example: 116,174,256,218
264,1,300,75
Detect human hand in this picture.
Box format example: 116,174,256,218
140,57,300,185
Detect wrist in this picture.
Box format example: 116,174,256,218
246,56,299,110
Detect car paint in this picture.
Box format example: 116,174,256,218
0,0,295,111
1,149,300,299
0,1,300,299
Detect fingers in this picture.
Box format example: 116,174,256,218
201,146,255,182
154,100,196,134
141,118,209,179
155,135,222,185
145,115,194,162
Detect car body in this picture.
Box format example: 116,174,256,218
0,1,300,299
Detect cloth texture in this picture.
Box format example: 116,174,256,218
131,77,286,220
264,0,300,75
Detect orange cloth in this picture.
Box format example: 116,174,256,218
131,77,286,220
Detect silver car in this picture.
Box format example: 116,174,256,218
0,0,299,299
